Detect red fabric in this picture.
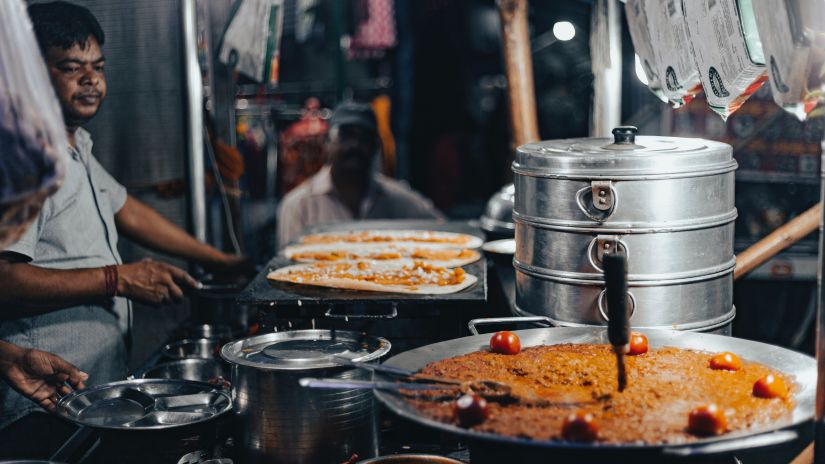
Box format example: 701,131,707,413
348,0,396,59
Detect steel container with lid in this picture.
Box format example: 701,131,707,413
221,330,391,464
513,127,736,331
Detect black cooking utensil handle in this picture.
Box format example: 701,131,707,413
602,252,630,347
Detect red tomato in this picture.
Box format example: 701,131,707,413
709,352,742,371
561,411,599,442
453,394,489,427
753,374,788,399
489,331,521,355
688,404,727,436
627,332,648,355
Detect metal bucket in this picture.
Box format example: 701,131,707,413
221,330,391,464
512,128,736,330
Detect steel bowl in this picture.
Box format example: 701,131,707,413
142,358,228,383
172,324,234,341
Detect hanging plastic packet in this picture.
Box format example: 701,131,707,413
624,0,667,102
642,0,703,108
218,0,284,85
752,0,825,121
682,0,767,120
0,0,67,246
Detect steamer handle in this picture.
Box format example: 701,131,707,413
468,316,554,335
575,183,617,222
662,430,798,457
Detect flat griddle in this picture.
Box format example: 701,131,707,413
237,220,488,307
374,327,816,459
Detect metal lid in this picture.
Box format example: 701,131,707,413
513,127,735,179
221,330,391,370
55,379,231,431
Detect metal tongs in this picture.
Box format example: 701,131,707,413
603,252,630,392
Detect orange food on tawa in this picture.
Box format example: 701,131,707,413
710,352,742,371
489,331,521,355
688,404,728,436
753,374,789,399
409,344,795,444
562,411,599,442
627,332,648,355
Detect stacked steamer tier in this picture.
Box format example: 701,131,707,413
513,127,737,334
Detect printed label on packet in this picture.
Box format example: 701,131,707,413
682,0,767,120
644,0,703,108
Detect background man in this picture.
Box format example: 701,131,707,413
277,101,444,247
0,1,248,429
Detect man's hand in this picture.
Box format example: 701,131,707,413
117,258,199,305
0,342,88,412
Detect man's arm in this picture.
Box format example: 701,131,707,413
0,255,200,318
115,196,248,272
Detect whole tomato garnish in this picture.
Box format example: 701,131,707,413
709,352,742,371
753,374,788,399
561,411,599,442
453,393,489,427
688,404,727,436
627,332,648,355
489,331,521,355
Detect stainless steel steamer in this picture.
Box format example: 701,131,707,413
513,127,737,331
221,330,391,464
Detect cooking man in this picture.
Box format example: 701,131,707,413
277,101,444,248
0,1,248,429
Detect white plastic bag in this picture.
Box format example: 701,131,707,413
0,0,68,246
218,0,285,84
753,0,825,121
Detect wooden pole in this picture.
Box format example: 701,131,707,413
498,0,540,155
734,202,822,280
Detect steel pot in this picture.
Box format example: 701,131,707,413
221,330,391,464
512,127,736,329
163,339,223,360
142,359,228,383
480,183,515,240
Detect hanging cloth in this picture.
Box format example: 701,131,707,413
348,0,397,60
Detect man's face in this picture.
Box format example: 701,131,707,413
328,124,377,174
45,36,106,128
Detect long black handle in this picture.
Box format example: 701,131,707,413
603,253,629,347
